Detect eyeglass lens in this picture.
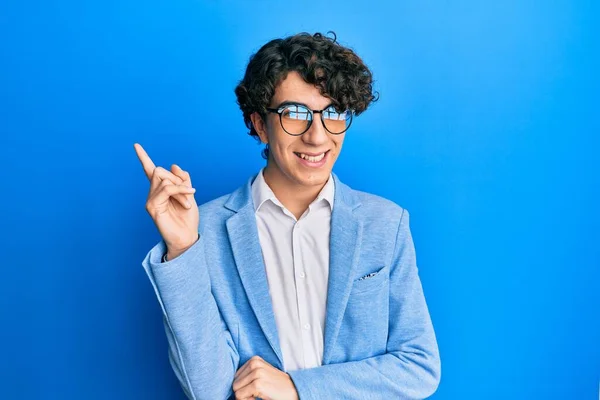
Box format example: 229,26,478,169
280,104,351,135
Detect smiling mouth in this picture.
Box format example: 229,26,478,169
294,150,330,162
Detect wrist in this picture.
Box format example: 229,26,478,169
166,233,199,261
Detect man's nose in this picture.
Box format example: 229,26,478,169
302,115,329,145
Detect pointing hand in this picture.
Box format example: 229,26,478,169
134,143,199,260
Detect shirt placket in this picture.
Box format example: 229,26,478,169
292,218,312,369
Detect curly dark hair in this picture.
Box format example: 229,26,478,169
234,31,379,159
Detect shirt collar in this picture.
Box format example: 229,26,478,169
251,167,335,213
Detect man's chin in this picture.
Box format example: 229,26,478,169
293,169,331,186
267,160,331,188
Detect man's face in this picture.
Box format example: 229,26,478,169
253,71,346,188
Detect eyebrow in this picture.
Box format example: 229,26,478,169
274,100,335,110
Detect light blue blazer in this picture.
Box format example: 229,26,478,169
141,172,441,400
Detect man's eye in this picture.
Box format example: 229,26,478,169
283,106,309,120
324,107,346,120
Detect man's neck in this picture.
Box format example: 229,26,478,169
262,162,327,220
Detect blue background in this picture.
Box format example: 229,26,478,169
1,0,598,398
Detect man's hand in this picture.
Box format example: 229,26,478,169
134,143,199,260
233,356,299,400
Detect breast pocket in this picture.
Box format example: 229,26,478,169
338,265,390,361
350,265,389,295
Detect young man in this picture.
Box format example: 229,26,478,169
135,32,440,400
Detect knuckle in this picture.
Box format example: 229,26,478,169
152,166,164,178
253,369,264,379
164,184,176,194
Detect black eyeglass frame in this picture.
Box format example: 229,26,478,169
265,101,353,136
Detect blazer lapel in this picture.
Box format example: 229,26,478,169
322,173,363,365
222,172,363,369
224,175,285,369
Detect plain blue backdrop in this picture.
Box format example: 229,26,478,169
1,0,598,398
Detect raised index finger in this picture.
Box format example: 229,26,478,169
133,143,156,181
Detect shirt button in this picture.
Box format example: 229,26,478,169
303,323,311,330
299,272,305,278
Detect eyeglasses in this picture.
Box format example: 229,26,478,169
265,102,353,136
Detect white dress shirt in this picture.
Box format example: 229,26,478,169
251,167,334,372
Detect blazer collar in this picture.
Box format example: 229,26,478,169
250,167,335,213
224,171,363,369
224,170,360,213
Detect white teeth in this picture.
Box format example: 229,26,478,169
298,152,325,162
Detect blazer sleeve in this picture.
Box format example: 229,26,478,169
141,234,240,400
288,209,441,399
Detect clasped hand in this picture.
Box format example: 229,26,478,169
233,356,299,400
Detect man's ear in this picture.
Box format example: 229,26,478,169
250,112,268,144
